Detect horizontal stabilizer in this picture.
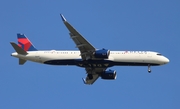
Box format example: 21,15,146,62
10,42,27,55
19,59,27,65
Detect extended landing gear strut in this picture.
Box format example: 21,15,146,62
148,64,151,73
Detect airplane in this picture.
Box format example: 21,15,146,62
10,14,169,85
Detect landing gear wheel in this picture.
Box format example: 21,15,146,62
148,70,151,73
88,74,93,80
148,64,151,73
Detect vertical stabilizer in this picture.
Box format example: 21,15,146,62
17,33,37,51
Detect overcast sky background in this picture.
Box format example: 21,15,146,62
1,0,180,109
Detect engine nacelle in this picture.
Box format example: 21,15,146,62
94,49,110,59
101,70,117,80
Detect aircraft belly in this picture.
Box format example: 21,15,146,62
43,59,113,67
43,59,160,67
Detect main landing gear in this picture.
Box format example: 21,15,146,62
148,64,151,73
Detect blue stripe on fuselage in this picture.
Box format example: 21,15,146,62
44,59,160,67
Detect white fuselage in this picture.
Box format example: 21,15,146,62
11,50,169,67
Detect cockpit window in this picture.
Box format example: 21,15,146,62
157,53,162,56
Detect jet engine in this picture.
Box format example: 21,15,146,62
94,48,110,59
101,70,117,80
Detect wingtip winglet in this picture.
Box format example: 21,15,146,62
82,78,86,84
60,14,67,22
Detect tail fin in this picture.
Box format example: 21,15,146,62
17,33,37,51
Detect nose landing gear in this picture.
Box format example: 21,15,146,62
148,64,151,73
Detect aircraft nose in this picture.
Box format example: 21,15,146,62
163,57,169,64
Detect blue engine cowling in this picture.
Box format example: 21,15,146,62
94,49,110,59
101,70,117,80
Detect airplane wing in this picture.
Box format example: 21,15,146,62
60,14,96,60
60,14,108,84
82,67,107,85
83,74,99,85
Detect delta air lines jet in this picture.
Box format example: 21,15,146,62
10,14,169,85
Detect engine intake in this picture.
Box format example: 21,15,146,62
94,49,110,59
101,70,117,80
